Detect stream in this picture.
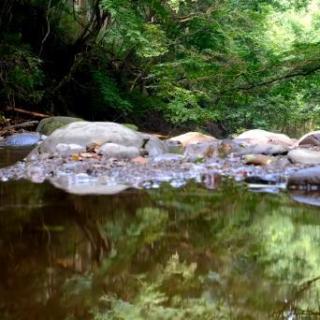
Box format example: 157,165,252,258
1,148,320,319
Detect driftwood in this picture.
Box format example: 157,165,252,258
1,120,39,131
0,121,40,136
5,106,51,118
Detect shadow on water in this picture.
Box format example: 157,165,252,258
1,149,320,319
0,147,32,169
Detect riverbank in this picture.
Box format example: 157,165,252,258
1,120,320,195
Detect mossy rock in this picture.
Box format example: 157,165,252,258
122,123,139,131
36,116,83,135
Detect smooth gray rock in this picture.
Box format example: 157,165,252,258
143,135,168,157
38,122,144,154
297,131,320,146
55,143,86,157
98,143,140,159
165,140,184,154
184,142,219,160
236,129,293,147
0,132,41,147
231,142,288,156
288,148,320,165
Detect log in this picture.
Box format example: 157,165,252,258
0,120,39,134
5,106,51,118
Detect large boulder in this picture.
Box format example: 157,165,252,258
288,148,320,165
168,132,216,148
297,131,320,146
288,166,320,187
236,129,293,147
36,116,83,135
38,122,145,154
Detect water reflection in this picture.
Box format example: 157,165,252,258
0,146,32,168
0,178,320,319
291,191,320,207
1,150,320,319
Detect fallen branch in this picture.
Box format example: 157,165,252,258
0,120,39,132
5,106,51,118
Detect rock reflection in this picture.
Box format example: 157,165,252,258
291,191,320,206
201,173,222,189
49,174,129,195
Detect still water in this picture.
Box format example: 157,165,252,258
1,149,320,320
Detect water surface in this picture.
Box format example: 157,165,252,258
1,149,320,320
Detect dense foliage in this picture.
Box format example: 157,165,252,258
1,0,320,134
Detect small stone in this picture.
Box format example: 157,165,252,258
184,142,219,160
56,143,85,157
243,154,273,166
131,156,148,165
98,143,140,159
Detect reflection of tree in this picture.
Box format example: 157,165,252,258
3,179,320,319
70,191,152,264
64,180,320,319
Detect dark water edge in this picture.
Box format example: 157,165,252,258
1,149,320,319
0,147,33,169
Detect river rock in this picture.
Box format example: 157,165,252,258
288,148,320,165
36,116,83,135
288,166,320,186
0,132,41,147
243,154,273,166
236,129,293,147
297,131,320,146
97,143,140,159
168,132,216,147
151,153,184,163
143,134,169,157
184,142,219,160
55,143,86,157
231,142,288,156
37,122,145,154
165,140,184,154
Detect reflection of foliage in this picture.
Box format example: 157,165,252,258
94,253,230,320
85,182,320,319
255,214,320,281
4,179,320,319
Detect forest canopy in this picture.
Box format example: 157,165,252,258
1,0,320,134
